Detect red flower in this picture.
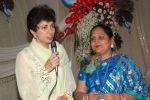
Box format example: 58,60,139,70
65,17,72,24
60,0,117,39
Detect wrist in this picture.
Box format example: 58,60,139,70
64,91,73,100
45,64,54,73
122,94,125,100
82,94,89,100
119,93,122,100
118,93,125,100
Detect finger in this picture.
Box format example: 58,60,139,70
50,53,58,58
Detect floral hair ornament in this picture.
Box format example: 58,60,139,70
60,0,134,62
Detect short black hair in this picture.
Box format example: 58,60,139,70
27,5,55,32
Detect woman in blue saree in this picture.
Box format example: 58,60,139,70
74,24,149,100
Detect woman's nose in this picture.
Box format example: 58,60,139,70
94,39,99,44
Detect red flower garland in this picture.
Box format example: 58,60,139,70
59,0,115,39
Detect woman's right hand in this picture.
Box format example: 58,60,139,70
44,52,59,72
88,91,101,100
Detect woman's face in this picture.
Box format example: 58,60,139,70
90,27,113,55
30,20,55,48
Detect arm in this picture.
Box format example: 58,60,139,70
100,93,136,100
56,44,76,100
74,80,87,100
74,80,100,100
15,52,47,100
120,55,149,100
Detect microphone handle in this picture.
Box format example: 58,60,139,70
48,46,58,100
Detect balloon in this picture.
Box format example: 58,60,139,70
2,2,11,17
62,0,76,7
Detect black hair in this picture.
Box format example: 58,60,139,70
90,24,123,54
27,4,55,32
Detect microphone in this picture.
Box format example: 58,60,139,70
51,41,57,53
51,41,58,72
48,41,58,99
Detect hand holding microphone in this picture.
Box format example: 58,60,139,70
44,41,59,72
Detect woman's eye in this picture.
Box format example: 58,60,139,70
98,36,104,39
42,26,47,30
90,37,94,41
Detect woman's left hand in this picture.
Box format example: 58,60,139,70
100,93,118,100
57,95,68,100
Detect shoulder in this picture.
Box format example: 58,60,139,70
118,53,141,70
119,53,134,62
16,46,31,59
55,41,70,62
55,41,65,52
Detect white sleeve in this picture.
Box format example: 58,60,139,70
15,52,47,100
64,61,76,100
59,45,76,99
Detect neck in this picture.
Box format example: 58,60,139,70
36,39,49,49
98,50,113,61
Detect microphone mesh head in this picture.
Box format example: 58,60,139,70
51,41,57,53
51,41,56,48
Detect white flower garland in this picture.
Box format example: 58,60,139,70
75,11,99,62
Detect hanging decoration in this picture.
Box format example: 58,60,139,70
0,0,14,21
60,0,134,62
62,0,76,7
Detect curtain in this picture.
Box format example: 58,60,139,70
134,0,150,83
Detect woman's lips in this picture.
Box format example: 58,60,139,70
95,45,101,48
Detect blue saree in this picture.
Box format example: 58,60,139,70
78,53,149,100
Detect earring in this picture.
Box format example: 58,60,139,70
111,43,114,49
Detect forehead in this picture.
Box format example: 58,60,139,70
37,20,54,26
91,27,106,36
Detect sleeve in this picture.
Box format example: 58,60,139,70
77,56,90,81
78,65,87,81
122,55,149,100
58,44,76,100
15,52,47,100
